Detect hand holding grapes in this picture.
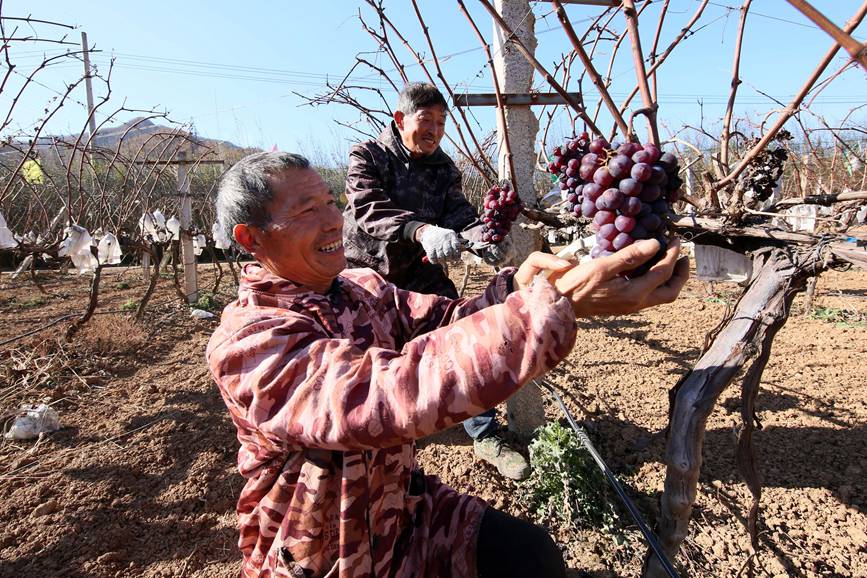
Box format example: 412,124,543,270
514,239,689,317
547,134,683,271
549,238,689,317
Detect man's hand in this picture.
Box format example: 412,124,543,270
516,239,689,317
553,238,689,317
514,252,573,289
417,225,463,263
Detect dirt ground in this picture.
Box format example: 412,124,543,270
0,258,864,578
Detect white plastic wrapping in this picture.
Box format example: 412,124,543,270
139,210,173,243
139,212,157,238
152,209,167,231
166,216,181,240
0,210,17,249
212,222,231,250
190,308,215,319
97,233,123,265
694,244,752,284
60,225,99,273
193,233,207,256
4,404,60,440
783,205,819,233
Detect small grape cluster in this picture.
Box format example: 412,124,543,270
547,137,683,266
743,130,791,202
481,181,522,244
547,132,591,215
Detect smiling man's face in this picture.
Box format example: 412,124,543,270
395,105,446,158
235,168,345,292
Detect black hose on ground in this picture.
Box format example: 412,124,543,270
535,378,681,578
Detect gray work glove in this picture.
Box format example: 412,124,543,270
419,225,463,264
482,234,516,267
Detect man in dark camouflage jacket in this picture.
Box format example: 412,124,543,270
208,151,688,577
342,82,530,479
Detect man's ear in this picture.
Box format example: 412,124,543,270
233,223,258,254
393,110,405,131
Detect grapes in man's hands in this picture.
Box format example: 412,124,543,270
546,136,683,276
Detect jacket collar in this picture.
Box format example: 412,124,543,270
239,264,347,334
239,263,341,298
379,121,450,166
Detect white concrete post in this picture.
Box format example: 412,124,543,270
493,0,546,438
177,151,198,303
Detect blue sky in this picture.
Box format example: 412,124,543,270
5,1,866,157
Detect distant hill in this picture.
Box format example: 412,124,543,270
1,117,251,162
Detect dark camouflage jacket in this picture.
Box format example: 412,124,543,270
343,123,479,292
206,264,578,578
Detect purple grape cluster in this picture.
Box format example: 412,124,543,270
481,182,522,244
547,131,591,216
547,137,682,268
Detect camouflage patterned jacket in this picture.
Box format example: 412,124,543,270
206,264,577,578
343,123,480,292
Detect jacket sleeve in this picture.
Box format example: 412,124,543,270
344,144,416,243
384,267,516,340
208,278,576,453
439,166,481,232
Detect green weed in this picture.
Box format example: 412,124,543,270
194,292,220,312
810,306,866,328
522,421,620,532
19,297,45,309
121,298,139,312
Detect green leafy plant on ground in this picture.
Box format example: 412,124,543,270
523,421,620,532
704,296,728,305
18,297,45,309
121,298,139,312
194,292,220,312
810,306,866,328
114,281,130,290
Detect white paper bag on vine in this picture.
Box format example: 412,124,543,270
59,225,98,274
193,233,207,256
97,232,123,265
0,211,17,249
166,216,181,241
212,222,231,250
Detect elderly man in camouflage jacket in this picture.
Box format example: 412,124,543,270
207,151,688,578
342,82,532,479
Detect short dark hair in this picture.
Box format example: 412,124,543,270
216,151,310,247
396,82,448,115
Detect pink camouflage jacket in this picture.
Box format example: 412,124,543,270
206,264,577,578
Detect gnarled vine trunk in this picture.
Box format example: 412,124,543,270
644,245,829,577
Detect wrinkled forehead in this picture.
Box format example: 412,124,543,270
410,105,447,120
267,168,329,208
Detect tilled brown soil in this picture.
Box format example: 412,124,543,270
0,262,864,577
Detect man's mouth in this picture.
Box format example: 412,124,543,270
318,241,343,254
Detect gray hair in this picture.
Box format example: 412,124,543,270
216,151,310,247
396,82,448,115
